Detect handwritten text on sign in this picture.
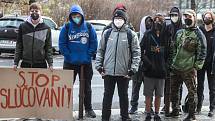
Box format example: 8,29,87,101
0,68,73,120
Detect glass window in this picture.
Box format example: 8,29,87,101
0,19,24,28
90,23,106,31
43,18,56,29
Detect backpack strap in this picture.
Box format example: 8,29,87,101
127,29,133,56
104,28,113,52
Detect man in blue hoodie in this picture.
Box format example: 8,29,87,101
59,5,98,118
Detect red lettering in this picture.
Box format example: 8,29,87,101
61,87,64,107
17,71,26,88
14,88,22,108
43,88,51,107
67,88,72,108
0,88,7,109
21,87,28,107
35,74,49,87
28,87,36,107
7,89,16,109
51,87,60,107
28,72,38,86
35,87,46,106
51,75,60,87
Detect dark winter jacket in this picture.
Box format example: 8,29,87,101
140,30,167,79
199,25,215,74
14,17,53,66
165,7,184,67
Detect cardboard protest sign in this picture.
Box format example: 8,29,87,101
0,68,73,120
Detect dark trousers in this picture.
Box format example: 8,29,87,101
197,67,215,111
21,61,47,68
102,76,129,120
130,80,143,108
130,70,144,108
171,69,197,114
63,61,93,110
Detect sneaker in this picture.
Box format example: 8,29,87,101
128,106,138,114
165,109,180,118
208,110,214,117
195,108,201,115
160,106,165,114
183,114,197,121
145,113,152,121
121,116,132,121
150,108,155,115
85,109,96,118
154,114,162,121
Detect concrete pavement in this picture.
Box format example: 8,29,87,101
73,106,215,121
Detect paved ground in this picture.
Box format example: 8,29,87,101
72,106,215,121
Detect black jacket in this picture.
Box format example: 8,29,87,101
199,25,215,73
140,30,166,79
14,20,53,66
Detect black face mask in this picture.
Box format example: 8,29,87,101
154,23,162,31
31,13,40,20
184,18,193,26
204,19,213,25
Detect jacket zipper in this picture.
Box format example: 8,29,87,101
31,29,35,68
114,33,119,75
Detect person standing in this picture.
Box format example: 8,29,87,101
140,14,167,121
14,3,53,71
168,10,206,121
196,11,215,117
58,4,98,118
96,10,141,121
129,15,153,114
162,7,184,115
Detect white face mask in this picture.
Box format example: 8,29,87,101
113,19,125,28
171,16,179,23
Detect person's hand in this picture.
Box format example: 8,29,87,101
128,70,134,76
97,67,105,76
13,65,17,71
49,66,54,72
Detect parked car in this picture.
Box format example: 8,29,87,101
0,15,60,55
86,20,112,46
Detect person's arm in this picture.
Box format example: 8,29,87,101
88,24,98,57
194,29,207,70
45,28,53,68
130,31,141,73
58,24,71,56
14,24,23,67
95,30,107,71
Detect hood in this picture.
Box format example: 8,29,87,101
169,7,183,27
26,16,43,27
69,5,85,24
140,16,152,39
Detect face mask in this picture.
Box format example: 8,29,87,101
204,19,213,25
31,13,40,20
72,17,81,25
114,19,125,28
184,18,193,26
171,16,179,23
154,23,162,31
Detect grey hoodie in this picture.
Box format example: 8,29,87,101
96,24,141,76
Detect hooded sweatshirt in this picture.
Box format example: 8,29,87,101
139,16,152,40
59,5,98,65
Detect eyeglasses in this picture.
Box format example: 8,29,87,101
170,14,178,17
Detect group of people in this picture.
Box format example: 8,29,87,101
12,2,215,121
